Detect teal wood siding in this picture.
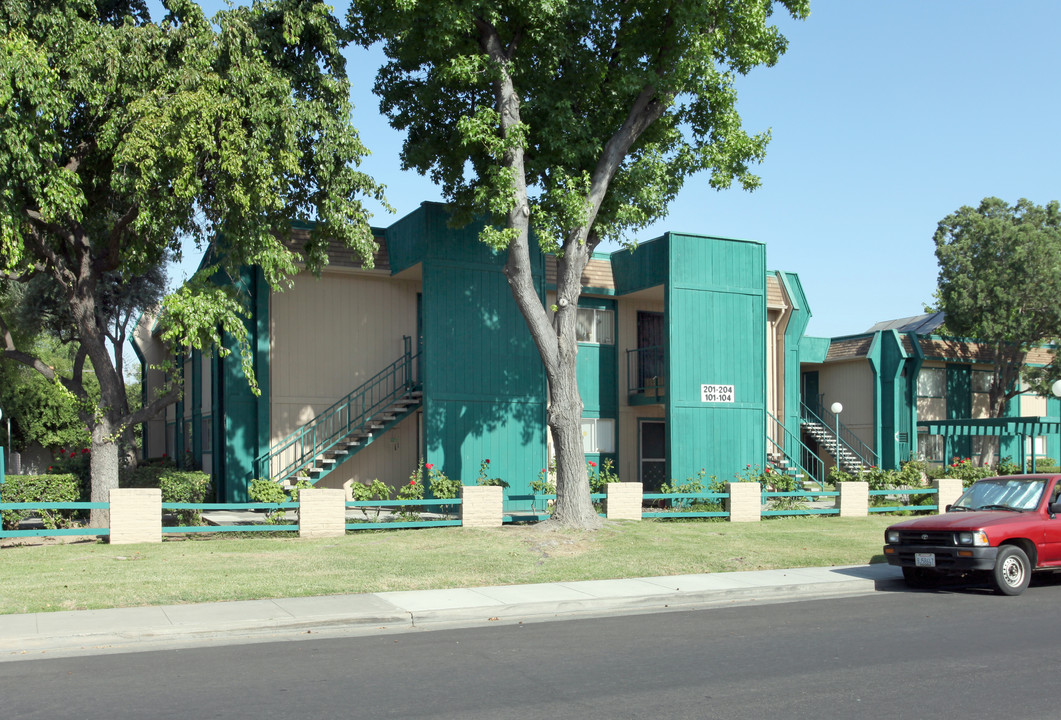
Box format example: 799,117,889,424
577,298,618,418
611,235,668,293
417,205,547,507
216,266,270,502
876,330,910,469
666,234,766,483
946,363,972,461
1048,396,1061,465
385,206,431,273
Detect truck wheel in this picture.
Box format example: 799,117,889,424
991,545,1031,596
902,566,939,589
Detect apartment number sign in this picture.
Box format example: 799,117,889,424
700,384,735,403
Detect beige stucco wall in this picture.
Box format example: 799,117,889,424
617,292,664,407
616,291,665,485
817,359,876,452
1020,392,1047,417
269,269,421,492
618,404,665,485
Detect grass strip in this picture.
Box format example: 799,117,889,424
0,516,894,614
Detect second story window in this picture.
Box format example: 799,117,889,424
576,307,614,345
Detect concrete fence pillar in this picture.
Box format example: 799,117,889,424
933,477,964,513
109,488,162,544
835,481,869,517
725,482,761,522
298,488,346,538
461,485,503,528
605,482,643,520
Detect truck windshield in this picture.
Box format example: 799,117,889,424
952,478,1047,512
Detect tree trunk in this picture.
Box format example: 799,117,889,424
88,419,120,529
546,334,603,529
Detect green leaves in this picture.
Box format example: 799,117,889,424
934,197,1061,409
935,197,1061,344
1,0,383,410
351,0,808,249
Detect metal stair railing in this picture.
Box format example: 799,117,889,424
767,411,825,490
626,345,665,397
801,399,879,470
255,337,421,482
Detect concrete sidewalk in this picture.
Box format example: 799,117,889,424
0,563,904,662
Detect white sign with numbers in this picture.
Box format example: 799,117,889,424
700,384,735,403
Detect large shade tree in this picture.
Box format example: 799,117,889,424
349,0,809,528
0,0,382,524
933,196,1061,464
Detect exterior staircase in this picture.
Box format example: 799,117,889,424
800,420,869,474
799,399,878,475
254,338,422,488
766,412,825,490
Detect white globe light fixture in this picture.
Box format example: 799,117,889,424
829,402,843,472
1052,379,1061,399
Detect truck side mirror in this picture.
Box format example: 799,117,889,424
1049,501,1061,517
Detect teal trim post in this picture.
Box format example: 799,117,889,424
191,348,203,467
908,332,925,460
174,352,185,462
867,330,913,470
777,272,811,440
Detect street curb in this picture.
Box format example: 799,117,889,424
0,565,905,661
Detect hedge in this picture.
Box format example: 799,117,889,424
0,473,81,531
121,467,212,526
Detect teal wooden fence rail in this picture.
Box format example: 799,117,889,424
162,502,300,533
0,502,109,538
345,498,462,530
761,490,841,517
501,493,607,522
642,492,730,518
868,488,938,514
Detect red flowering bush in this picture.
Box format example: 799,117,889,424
475,458,508,488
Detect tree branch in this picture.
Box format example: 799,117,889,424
127,385,181,427
0,315,87,399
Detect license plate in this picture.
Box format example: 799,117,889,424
915,553,936,568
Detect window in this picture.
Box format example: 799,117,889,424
581,418,615,454
1026,435,1047,459
972,370,993,394
575,308,614,345
917,368,945,398
919,434,943,463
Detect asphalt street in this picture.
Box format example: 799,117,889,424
4,581,1061,720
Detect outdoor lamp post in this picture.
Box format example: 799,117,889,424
830,401,843,472
0,405,5,484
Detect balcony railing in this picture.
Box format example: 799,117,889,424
627,345,665,401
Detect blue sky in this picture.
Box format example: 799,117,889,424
170,1,1061,339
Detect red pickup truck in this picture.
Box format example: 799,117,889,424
883,474,1061,595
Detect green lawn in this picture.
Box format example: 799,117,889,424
0,516,895,615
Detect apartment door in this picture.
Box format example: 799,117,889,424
639,419,667,492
